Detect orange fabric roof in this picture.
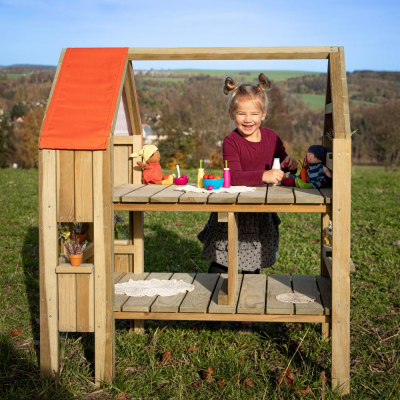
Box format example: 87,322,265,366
39,47,128,150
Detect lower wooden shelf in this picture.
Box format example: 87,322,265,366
113,272,332,323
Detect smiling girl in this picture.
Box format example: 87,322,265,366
198,74,298,274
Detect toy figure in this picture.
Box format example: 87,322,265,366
131,145,175,185
295,145,332,189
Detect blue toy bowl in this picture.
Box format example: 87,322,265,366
203,178,224,190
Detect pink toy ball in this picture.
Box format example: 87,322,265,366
207,185,213,191
203,178,224,190
174,176,189,185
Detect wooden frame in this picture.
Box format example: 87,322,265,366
39,46,351,395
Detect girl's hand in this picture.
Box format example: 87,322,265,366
281,156,298,171
262,169,285,184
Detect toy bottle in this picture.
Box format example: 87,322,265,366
197,160,205,188
222,160,231,188
271,157,282,186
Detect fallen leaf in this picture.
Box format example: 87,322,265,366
295,386,314,397
176,221,183,226
375,188,383,193
162,351,171,364
188,345,199,353
117,390,131,400
203,372,215,382
10,327,23,337
244,378,254,388
312,240,317,245
207,367,215,373
392,240,400,246
217,379,225,387
278,367,294,387
125,367,138,374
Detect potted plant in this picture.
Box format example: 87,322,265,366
64,234,88,266
73,222,89,244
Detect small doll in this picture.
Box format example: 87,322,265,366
295,145,332,189
130,145,175,185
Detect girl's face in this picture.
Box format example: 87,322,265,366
229,100,267,140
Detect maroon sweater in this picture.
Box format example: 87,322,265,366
222,127,288,186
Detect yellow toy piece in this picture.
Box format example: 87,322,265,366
162,174,176,185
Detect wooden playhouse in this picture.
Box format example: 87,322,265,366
39,47,352,394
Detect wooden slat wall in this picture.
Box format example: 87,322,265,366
39,149,59,378
58,273,76,331
93,139,114,383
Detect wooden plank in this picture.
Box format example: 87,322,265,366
75,151,93,222
114,272,125,283
133,211,144,274
57,150,75,221
114,245,135,254
227,212,238,305
115,312,330,323
56,264,94,274
331,138,352,389
82,242,94,263
266,186,294,204
292,275,324,315
114,136,133,145
115,255,130,273
179,190,210,203
93,139,114,383
122,185,168,202
209,274,243,314
208,192,238,204
237,186,267,204
39,149,59,378
180,273,219,313
113,145,129,187
293,187,324,204
115,202,331,213
237,274,266,314
122,272,173,312
110,57,128,136
266,275,293,315
125,62,142,137
319,188,332,204
58,273,76,331
113,184,144,202
151,273,196,312
150,184,185,203
217,212,228,222
113,272,149,311
132,135,143,185
339,47,351,138
76,273,94,332
316,276,332,316
330,52,346,139
128,47,338,61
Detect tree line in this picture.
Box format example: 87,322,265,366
0,69,399,170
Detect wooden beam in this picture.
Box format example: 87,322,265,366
39,149,59,378
128,47,338,60
227,212,238,305
113,136,134,145
114,312,331,323
125,62,142,136
114,203,332,213
339,47,352,137
93,139,114,383
330,52,346,139
331,138,352,394
57,150,75,221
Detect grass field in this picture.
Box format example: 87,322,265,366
0,167,399,399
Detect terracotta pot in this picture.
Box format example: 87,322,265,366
69,253,83,266
74,234,86,244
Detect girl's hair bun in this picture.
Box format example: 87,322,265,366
223,77,237,95
257,73,272,91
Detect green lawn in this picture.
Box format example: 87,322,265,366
0,166,399,399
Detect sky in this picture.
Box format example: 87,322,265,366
1,0,399,72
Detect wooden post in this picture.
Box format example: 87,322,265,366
93,141,115,383
321,212,331,340
227,212,238,305
39,149,59,378
330,49,352,395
